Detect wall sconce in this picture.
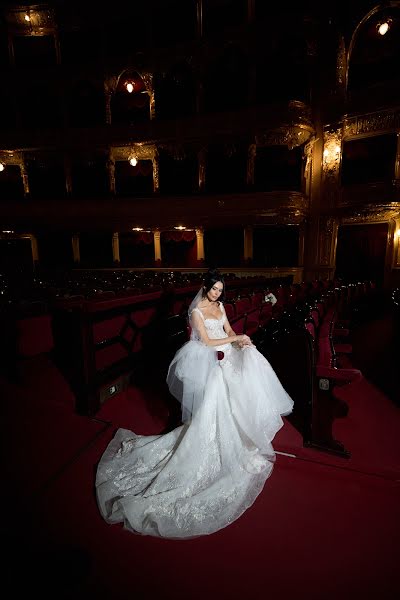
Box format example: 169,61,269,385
129,157,138,167
132,227,143,231
0,162,5,172
174,225,186,230
125,81,135,94
323,139,341,180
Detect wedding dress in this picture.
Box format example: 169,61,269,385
96,301,293,539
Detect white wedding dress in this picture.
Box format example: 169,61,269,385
96,303,293,539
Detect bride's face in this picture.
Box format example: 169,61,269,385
207,281,223,302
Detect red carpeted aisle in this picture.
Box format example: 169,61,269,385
2,312,399,600
7,428,399,600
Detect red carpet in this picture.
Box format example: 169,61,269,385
1,315,399,600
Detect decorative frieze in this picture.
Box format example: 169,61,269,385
341,205,400,225
4,6,56,35
343,108,400,139
256,125,313,149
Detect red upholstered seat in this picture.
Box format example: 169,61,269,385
234,298,252,317
231,315,246,334
245,307,260,336
259,302,273,327
251,292,264,309
223,303,235,321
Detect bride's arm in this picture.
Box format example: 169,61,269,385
191,311,247,347
222,307,252,346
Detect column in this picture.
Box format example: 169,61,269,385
112,232,120,265
19,163,30,196
107,156,116,195
384,218,399,288
196,0,203,39
149,91,156,121
105,93,112,125
394,132,400,183
72,234,80,264
195,228,205,264
247,144,256,187
152,153,160,193
29,235,39,266
153,229,161,265
64,155,72,195
198,148,206,192
243,225,253,264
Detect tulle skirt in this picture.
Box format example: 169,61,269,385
96,343,293,539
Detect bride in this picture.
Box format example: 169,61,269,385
96,269,294,539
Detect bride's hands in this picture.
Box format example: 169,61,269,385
236,334,252,347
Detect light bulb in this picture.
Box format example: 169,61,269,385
378,22,389,35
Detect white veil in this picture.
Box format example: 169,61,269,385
187,286,204,340
166,286,218,422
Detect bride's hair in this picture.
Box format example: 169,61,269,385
202,269,225,302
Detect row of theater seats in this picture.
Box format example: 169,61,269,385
302,290,364,457
5,277,378,458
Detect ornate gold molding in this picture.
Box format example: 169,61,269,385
0,150,23,166
110,144,157,162
341,204,400,224
256,124,314,149
0,150,29,194
343,107,400,139
322,127,342,184
5,6,56,36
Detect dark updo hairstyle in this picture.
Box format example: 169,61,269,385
202,268,225,302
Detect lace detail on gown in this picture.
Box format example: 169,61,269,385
96,302,294,539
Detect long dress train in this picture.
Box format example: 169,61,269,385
96,304,293,539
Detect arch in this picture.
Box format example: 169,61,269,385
346,2,400,94
110,69,150,124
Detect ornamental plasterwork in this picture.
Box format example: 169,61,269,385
256,191,309,220
140,73,154,95
0,150,30,194
5,6,56,35
104,76,119,95
104,71,153,95
110,144,158,162
0,150,24,166
341,205,400,224
322,127,342,183
303,136,316,179
256,125,314,149
343,108,400,139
